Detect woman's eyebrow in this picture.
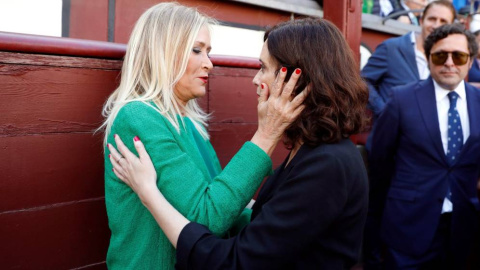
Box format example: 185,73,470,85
194,41,211,51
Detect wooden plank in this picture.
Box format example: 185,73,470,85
69,0,109,41
210,65,258,77
0,51,122,70
362,28,397,53
0,32,125,59
113,0,290,43
0,199,109,270
209,123,289,168
208,67,259,123
324,0,362,64
208,66,289,168
0,133,105,212
0,64,118,136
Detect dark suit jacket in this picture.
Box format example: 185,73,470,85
367,77,480,264
176,139,369,270
468,59,480,83
362,33,420,117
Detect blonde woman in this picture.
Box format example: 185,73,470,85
100,2,305,269
110,18,369,269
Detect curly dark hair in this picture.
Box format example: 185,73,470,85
264,18,368,147
424,23,478,62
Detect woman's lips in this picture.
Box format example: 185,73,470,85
199,77,208,83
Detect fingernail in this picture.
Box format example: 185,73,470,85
112,168,114,172
281,67,287,73
261,84,264,89
114,134,118,138
134,136,140,142
109,154,111,158
295,68,301,74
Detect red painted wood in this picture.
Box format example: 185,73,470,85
362,28,397,53
0,30,375,269
69,0,109,41
0,31,126,59
323,0,362,64
209,123,258,166
210,55,260,69
0,65,118,136
0,51,122,70
208,67,259,123
0,44,117,268
0,32,261,70
207,65,291,168
209,123,289,168
0,200,109,270
206,63,290,170
0,133,105,212
113,0,290,43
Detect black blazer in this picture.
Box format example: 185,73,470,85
175,139,369,270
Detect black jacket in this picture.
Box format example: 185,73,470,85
176,139,369,270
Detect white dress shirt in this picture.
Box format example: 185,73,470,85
410,32,429,80
379,0,394,17
434,80,470,213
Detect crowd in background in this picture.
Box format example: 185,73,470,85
363,0,480,85
362,1,480,268
363,0,480,30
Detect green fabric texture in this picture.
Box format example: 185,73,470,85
184,117,218,179
104,101,272,270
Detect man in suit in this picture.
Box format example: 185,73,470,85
368,23,480,269
467,30,480,87
390,0,428,25
362,3,456,267
362,0,456,118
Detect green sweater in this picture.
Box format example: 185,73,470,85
104,101,272,270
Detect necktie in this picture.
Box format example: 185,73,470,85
446,91,463,165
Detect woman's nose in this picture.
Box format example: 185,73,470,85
252,71,261,86
203,55,213,71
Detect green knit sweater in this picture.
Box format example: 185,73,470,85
104,101,272,270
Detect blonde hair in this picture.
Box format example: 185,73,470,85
99,2,215,145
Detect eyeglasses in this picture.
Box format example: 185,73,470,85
430,51,471,66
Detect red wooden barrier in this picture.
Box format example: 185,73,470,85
0,32,288,269
0,34,121,270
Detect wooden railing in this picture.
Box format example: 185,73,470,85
0,31,374,269
0,32,292,269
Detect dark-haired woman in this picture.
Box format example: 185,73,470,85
110,18,369,269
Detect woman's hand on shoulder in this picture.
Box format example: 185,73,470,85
109,134,190,247
108,135,158,202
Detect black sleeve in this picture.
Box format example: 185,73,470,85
176,150,352,270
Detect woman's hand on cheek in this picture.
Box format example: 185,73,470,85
108,135,158,202
257,82,270,124
256,68,307,142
